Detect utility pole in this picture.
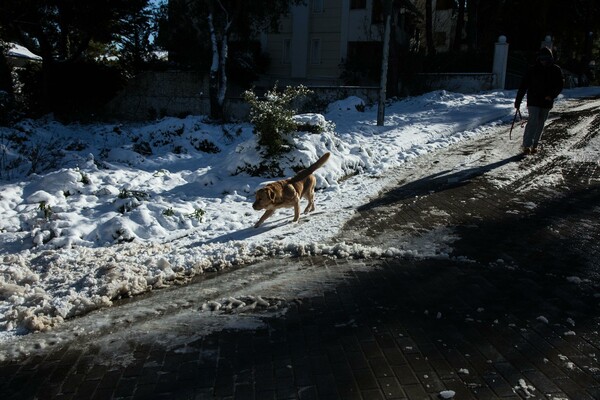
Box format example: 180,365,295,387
377,0,393,126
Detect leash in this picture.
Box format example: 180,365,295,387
509,109,522,140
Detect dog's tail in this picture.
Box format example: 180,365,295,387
290,152,331,183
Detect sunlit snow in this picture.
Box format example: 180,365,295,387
1,87,600,344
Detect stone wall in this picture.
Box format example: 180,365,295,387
103,69,498,121
104,70,209,120
103,70,380,121
409,73,495,95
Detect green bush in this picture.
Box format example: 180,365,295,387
243,83,312,156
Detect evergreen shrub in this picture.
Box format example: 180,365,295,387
243,83,312,156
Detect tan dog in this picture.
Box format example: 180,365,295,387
253,152,331,228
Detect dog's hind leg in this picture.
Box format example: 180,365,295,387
303,177,316,214
304,190,315,214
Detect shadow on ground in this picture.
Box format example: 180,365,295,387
358,155,522,212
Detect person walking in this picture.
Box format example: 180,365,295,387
514,46,564,155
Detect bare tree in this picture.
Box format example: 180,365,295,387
425,0,436,55
205,0,239,121
168,0,303,121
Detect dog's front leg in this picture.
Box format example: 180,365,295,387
255,209,275,228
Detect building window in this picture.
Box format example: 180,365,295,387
312,0,324,13
350,0,366,9
283,39,291,64
310,39,321,64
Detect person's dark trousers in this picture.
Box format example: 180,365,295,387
522,106,551,149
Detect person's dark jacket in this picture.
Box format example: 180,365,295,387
515,61,564,109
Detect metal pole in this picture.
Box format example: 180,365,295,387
377,2,392,126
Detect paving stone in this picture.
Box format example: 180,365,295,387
429,358,457,381
392,365,420,386
401,383,430,400
353,368,379,390
74,379,100,399
481,370,514,398
90,388,115,400
298,386,318,400
3,100,600,399
330,362,354,384
361,389,386,400
378,376,405,399
232,382,253,400
369,356,395,378
111,377,137,398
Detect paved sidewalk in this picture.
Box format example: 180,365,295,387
1,100,600,400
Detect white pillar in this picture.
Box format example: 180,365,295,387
492,35,509,90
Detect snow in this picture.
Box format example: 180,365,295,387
5,43,42,61
1,86,600,346
439,390,456,399
514,379,536,398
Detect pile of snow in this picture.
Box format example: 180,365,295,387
292,113,328,129
1,87,600,338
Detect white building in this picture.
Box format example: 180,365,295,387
259,0,390,86
258,0,460,86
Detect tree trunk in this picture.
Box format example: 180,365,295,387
425,0,436,55
218,34,228,115
453,0,465,52
208,72,223,121
206,0,236,122
207,11,225,121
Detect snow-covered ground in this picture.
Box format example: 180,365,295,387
2,87,600,345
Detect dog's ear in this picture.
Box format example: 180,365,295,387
267,188,276,202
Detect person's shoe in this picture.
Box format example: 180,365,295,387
522,147,531,155
531,147,538,154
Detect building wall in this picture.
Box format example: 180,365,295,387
263,0,382,85
346,1,383,42
307,1,343,79
410,73,494,94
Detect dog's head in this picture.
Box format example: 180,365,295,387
252,186,276,210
